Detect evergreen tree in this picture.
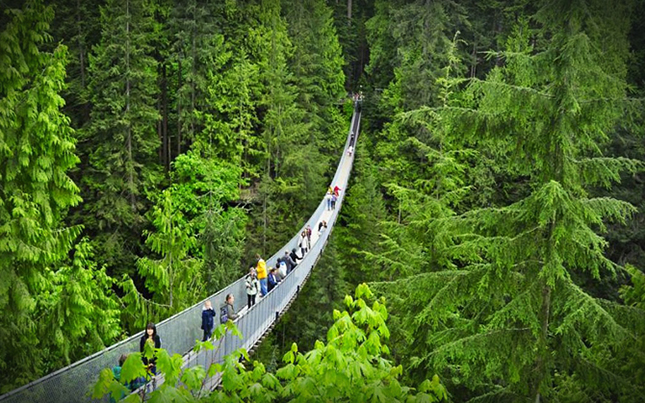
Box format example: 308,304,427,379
0,0,116,390
79,0,162,276
375,2,644,401
47,0,101,130
122,189,199,329
336,143,387,285
42,239,122,368
170,0,220,153
282,0,346,155
246,0,326,255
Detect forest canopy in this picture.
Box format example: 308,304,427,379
1,0,644,402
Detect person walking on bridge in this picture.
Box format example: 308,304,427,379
245,267,260,308
299,231,309,255
201,300,216,341
268,267,280,292
256,254,268,296
306,225,312,248
284,250,296,273
290,247,302,264
223,294,239,322
140,322,161,375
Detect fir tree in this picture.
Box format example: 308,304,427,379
0,0,83,389
376,2,644,401
79,0,162,275
122,189,199,329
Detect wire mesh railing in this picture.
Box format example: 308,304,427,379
0,104,361,403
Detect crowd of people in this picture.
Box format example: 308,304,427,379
111,181,345,398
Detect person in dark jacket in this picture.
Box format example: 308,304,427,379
267,268,280,292
225,294,239,321
284,250,296,273
201,300,216,341
290,248,302,264
140,322,161,375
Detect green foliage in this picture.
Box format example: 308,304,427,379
170,151,246,292
369,1,645,401
78,0,162,275
0,0,117,391
121,189,200,329
94,285,447,402
43,239,122,366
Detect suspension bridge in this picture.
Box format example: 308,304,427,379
0,102,362,403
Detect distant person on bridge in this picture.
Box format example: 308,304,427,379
256,254,268,296
278,258,288,277
140,322,161,375
326,188,333,210
318,220,327,234
268,267,280,292
348,145,354,156
245,267,260,309
331,193,337,210
222,294,239,322
201,300,216,341
284,250,296,273
333,185,341,196
299,231,309,255
291,247,302,263
306,225,312,246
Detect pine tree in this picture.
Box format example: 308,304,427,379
246,0,327,255
0,0,82,389
122,189,200,329
47,0,101,130
282,0,346,151
336,143,388,285
41,239,122,367
170,0,220,152
79,0,161,275
376,2,644,401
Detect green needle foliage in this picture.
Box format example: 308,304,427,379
373,1,645,401
79,0,162,275
0,0,119,390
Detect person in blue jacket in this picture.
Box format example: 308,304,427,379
267,267,280,292
201,300,216,341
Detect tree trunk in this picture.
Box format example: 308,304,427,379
471,42,477,78
125,0,136,211
533,283,551,403
347,0,352,25
76,0,86,89
176,56,182,162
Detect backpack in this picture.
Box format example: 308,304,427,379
220,306,228,324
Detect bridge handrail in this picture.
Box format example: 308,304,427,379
0,104,361,403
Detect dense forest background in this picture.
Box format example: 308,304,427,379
1,0,645,401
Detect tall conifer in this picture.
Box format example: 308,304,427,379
377,1,644,401
80,0,161,274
